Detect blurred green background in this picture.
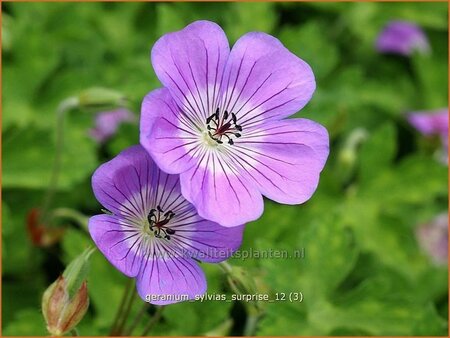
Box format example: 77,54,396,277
2,2,448,336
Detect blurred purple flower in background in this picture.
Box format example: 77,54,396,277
89,109,136,143
408,108,448,164
140,21,329,227
376,21,430,56
89,145,244,304
408,109,448,137
416,213,448,265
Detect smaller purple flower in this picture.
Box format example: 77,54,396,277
408,108,448,164
376,21,430,56
89,109,136,143
416,213,448,265
408,109,448,138
88,145,244,304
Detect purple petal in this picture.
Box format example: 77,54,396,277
408,109,448,137
232,118,329,204
180,153,264,227
89,214,142,277
170,210,245,262
89,109,136,143
219,32,315,127
140,88,200,174
136,255,206,305
92,145,155,217
151,20,230,123
376,21,430,56
408,109,449,164
416,213,448,265
140,88,176,141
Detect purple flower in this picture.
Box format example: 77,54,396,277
140,21,329,227
376,21,430,56
408,109,448,164
408,109,448,137
88,145,244,304
416,213,448,265
89,109,136,143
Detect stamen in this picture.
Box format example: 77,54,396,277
147,205,176,240
205,107,243,145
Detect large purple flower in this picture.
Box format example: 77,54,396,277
376,21,430,56
88,145,244,304
140,21,329,227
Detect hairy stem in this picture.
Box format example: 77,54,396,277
40,97,79,224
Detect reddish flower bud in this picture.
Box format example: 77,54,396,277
42,276,89,336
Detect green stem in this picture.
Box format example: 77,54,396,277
124,302,150,335
218,260,233,274
110,278,134,335
218,261,261,335
141,306,164,336
70,328,79,336
243,314,259,336
40,97,79,224
114,280,137,335
51,208,89,232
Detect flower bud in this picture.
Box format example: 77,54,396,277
226,265,257,296
222,263,263,315
42,277,89,336
78,87,127,111
336,128,368,184
42,248,94,335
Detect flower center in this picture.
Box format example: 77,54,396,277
147,205,176,240
206,108,242,145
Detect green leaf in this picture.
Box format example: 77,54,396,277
256,212,359,306
2,114,98,189
279,22,339,80
297,215,359,302
1,188,51,277
332,298,445,335
258,301,310,335
3,309,47,336
412,52,448,108
63,247,95,298
378,2,448,30
362,155,448,206
106,122,140,157
160,264,234,335
224,2,276,43
358,123,397,185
